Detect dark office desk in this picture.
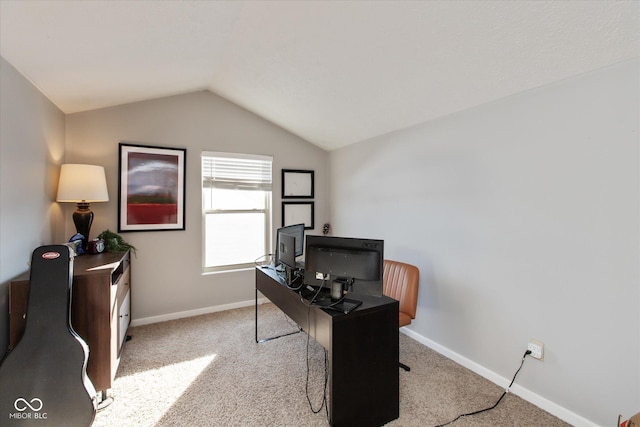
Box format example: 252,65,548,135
255,266,399,427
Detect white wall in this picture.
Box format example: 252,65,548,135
329,59,639,426
65,91,329,322
0,57,66,352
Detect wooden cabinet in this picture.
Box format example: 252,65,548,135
9,251,131,394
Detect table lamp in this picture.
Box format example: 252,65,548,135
56,164,109,251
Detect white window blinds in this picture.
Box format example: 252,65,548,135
202,152,272,191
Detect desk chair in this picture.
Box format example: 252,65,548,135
383,260,419,372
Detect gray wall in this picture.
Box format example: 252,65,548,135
65,91,329,322
329,59,639,426
0,57,66,352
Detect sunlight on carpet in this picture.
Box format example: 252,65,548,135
93,354,216,427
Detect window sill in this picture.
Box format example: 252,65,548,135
201,266,255,276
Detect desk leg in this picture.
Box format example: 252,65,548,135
255,286,301,344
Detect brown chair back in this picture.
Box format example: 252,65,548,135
383,260,419,327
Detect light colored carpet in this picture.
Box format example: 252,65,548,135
92,303,570,427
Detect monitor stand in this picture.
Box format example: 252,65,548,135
322,279,362,314
325,298,362,314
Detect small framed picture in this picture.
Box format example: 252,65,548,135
282,169,314,199
282,202,314,230
118,143,186,232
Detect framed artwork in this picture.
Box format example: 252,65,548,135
282,201,314,230
282,169,314,199
118,143,186,232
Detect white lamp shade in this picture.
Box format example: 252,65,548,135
56,164,109,202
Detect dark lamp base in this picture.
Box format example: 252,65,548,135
72,202,94,251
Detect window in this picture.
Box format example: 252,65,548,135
202,152,272,272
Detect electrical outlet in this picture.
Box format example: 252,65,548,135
527,339,544,361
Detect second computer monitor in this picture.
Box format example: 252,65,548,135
277,233,296,269
275,223,305,267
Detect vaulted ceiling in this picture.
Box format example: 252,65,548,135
1,1,638,150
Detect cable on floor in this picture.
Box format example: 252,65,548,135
435,349,532,427
305,304,329,422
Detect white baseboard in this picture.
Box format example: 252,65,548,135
400,327,599,427
130,298,269,327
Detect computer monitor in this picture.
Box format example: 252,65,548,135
304,235,384,301
274,223,305,267
276,233,296,269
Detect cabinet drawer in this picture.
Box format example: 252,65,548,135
111,251,130,285
118,289,131,354
112,267,130,308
